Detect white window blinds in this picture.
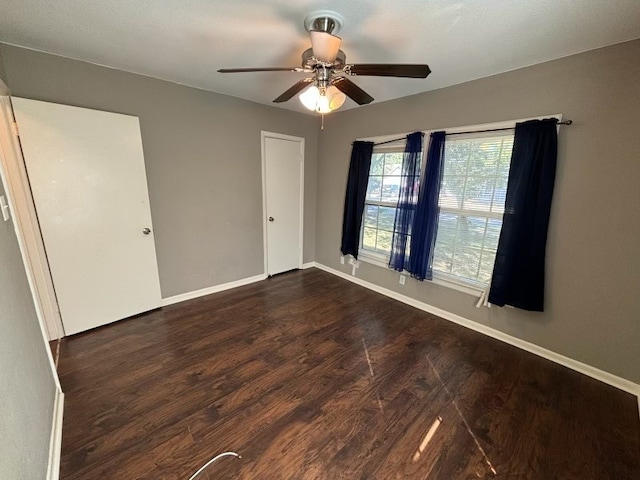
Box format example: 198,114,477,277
432,132,514,286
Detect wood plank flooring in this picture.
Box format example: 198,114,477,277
56,268,640,479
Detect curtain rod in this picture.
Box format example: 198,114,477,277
372,120,573,146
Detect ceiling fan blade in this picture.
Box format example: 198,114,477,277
309,31,342,63
273,78,314,103
332,77,374,105
346,64,431,78
218,67,303,73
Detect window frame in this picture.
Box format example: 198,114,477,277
359,143,416,261
355,115,562,297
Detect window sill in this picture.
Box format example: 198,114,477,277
357,252,483,298
431,273,484,298
357,251,390,269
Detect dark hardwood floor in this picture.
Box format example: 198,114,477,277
56,268,640,479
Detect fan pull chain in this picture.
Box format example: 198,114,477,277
321,113,325,130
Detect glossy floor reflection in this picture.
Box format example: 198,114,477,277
57,268,640,479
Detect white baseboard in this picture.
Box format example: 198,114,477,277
161,264,314,307
312,262,640,400
161,273,267,307
46,390,64,480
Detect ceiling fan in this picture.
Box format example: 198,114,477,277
218,11,431,114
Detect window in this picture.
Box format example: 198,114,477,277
433,132,514,286
360,146,418,259
359,130,514,289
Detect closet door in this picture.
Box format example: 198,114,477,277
13,97,161,335
263,133,303,276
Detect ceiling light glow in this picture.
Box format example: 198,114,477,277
299,85,346,113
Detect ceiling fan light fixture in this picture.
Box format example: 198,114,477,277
299,85,320,111
299,85,346,113
316,94,332,114
326,85,346,110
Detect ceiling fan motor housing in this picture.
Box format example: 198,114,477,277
301,48,346,69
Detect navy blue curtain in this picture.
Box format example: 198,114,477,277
407,131,446,281
389,132,424,271
489,119,558,311
341,141,374,258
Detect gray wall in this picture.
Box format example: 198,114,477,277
0,44,319,298
315,40,640,384
0,48,7,84
0,165,57,477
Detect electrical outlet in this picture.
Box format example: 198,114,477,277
340,255,345,265
399,275,406,285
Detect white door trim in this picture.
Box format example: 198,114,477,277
0,94,65,341
46,389,65,480
0,83,62,397
260,131,305,276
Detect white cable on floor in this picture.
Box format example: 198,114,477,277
188,451,241,480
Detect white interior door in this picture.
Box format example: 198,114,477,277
263,133,303,276
12,97,161,335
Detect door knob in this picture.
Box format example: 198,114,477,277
142,227,151,235
268,217,275,222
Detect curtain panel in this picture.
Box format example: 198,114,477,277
389,132,424,271
340,141,374,258
489,119,558,311
407,131,446,281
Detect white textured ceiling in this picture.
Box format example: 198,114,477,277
1,1,639,114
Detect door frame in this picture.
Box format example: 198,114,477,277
260,131,305,276
0,92,65,340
